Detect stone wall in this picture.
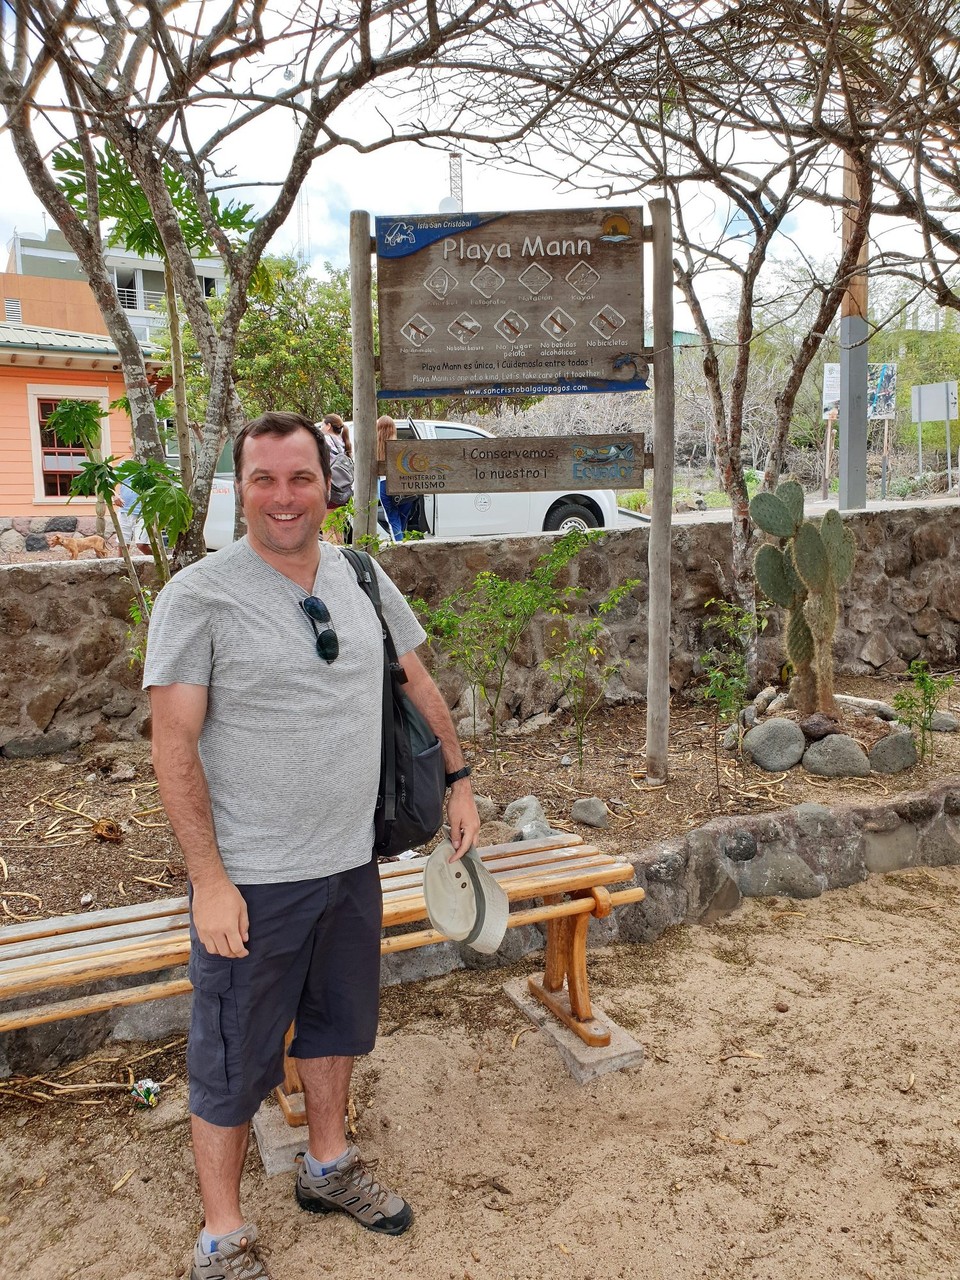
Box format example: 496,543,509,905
0,559,157,756
0,512,114,559
2,501,959,756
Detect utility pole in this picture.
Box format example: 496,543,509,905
838,156,868,510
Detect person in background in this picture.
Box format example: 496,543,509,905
376,415,415,541
321,413,352,458
114,476,151,554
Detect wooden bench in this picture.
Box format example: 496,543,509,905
0,834,645,1120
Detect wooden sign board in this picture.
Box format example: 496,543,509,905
385,434,653,496
376,207,648,399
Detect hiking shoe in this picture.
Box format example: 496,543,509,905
190,1223,270,1279
295,1145,413,1235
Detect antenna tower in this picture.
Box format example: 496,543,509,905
449,152,463,212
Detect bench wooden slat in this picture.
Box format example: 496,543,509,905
0,914,192,966
0,896,190,945
376,832,585,884
1,934,191,999
379,845,605,898
0,833,645,1053
383,859,637,927
0,978,194,1035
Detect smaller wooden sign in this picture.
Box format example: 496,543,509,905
385,434,653,496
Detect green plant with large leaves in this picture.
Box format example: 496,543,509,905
45,400,190,619
751,480,856,716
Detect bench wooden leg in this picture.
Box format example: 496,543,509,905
273,1023,308,1126
528,890,612,1048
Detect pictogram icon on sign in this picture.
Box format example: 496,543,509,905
471,265,505,298
424,268,458,300
400,313,435,346
518,263,552,295
589,305,626,338
541,307,575,339
566,261,600,295
448,312,483,343
494,310,529,343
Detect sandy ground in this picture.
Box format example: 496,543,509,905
3,864,960,1280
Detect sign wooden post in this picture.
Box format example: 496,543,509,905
349,210,379,544
645,198,675,787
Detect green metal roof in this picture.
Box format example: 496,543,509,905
0,320,157,358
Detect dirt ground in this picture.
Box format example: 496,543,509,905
2,675,960,1279
2,675,958,921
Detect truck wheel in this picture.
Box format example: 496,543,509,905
543,502,601,533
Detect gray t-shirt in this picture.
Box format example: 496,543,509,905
142,538,426,884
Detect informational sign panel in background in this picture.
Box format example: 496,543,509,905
385,434,653,496
376,207,648,399
823,362,897,419
911,380,958,422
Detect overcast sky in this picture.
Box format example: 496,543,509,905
0,127,629,276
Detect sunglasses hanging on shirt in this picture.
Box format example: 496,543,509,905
300,596,339,663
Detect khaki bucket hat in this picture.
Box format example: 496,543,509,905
423,840,508,955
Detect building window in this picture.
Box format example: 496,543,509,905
114,268,138,310
4,298,22,322
37,398,90,497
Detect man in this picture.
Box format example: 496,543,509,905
144,412,479,1280
114,476,151,554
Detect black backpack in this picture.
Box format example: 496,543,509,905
341,548,445,856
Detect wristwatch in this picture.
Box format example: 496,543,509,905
444,766,473,787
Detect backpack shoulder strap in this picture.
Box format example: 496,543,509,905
341,546,379,609
340,548,400,829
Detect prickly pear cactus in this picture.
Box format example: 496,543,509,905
750,483,856,717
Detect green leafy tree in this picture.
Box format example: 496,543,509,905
53,140,258,494
177,258,353,424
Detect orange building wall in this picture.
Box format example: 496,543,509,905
0,273,108,335
0,367,133,518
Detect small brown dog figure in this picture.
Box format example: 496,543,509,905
48,532,110,559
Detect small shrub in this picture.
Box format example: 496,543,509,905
892,660,955,763
543,579,640,770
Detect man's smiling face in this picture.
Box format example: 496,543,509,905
239,428,330,559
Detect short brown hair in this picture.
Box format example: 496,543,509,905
233,412,330,482
322,413,344,433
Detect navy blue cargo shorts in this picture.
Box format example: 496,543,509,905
186,859,382,1128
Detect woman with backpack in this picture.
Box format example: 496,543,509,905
319,414,355,509
321,413,352,459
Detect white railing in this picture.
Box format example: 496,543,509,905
116,287,165,311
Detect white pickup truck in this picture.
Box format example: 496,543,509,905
203,417,620,549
